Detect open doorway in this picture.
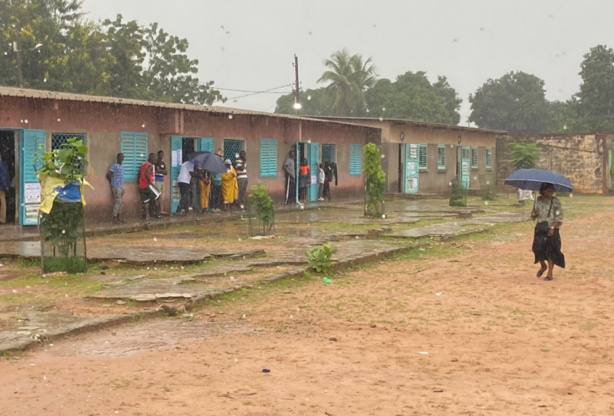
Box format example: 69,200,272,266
0,130,17,224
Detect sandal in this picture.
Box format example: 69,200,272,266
537,268,547,278
544,276,553,281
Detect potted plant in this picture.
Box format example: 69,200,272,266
36,137,89,273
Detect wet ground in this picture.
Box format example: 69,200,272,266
2,195,613,415
0,197,528,353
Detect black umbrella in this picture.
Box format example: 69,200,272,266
504,169,573,192
187,151,226,173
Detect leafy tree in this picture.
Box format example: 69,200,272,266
576,44,614,131
546,99,587,134
0,3,223,105
141,22,223,104
317,48,376,116
469,71,549,134
433,76,462,125
275,87,334,116
365,71,458,124
0,0,82,88
508,139,540,170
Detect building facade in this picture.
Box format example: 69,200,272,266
312,117,505,195
0,87,381,225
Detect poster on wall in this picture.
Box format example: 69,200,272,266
24,182,41,224
462,161,469,174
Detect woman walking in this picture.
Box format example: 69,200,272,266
531,182,565,281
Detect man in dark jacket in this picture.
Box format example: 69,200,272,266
0,153,9,224
322,161,337,201
283,150,296,204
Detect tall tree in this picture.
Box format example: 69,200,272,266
0,3,223,105
433,76,462,125
469,71,549,134
317,48,376,116
576,44,614,131
365,71,459,124
546,99,587,134
0,0,82,88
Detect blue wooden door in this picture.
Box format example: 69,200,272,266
460,146,470,189
404,143,419,193
170,136,183,213
308,142,319,201
20,129,46,225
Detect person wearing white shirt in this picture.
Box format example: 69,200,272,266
176,160,194,215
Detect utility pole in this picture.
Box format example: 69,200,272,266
14,27,24,88
293,55,301,112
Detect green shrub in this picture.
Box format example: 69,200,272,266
247,184,275,236
305,243,337,274
363,143,386,217
449,179,467,207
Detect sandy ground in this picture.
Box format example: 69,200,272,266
1,203,614,416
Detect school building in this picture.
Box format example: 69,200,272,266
311,117,506,195
0,86,381,225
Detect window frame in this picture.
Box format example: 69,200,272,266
437,144,446,170
485,146,492,169
349,143,362,176
418,144,428,170
471,146,479,169
259,138,278,178
120,132,148,181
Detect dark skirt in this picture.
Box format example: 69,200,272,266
532,227,565,268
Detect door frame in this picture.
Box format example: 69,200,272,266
403,143,419,194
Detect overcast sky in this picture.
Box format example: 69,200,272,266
82,0,613,125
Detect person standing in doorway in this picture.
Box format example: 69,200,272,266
318,163,325,201
0,153,10,224
176,160,194,215
323,161,338,201
106,153,125,224
154,150,167,216
234,150,248,210
138,153,158,221
209,149,223,212
283,150,296,204
298,158,310,202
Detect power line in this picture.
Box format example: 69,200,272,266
221,83,294,100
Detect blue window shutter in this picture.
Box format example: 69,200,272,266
199,137,214,152
135,133,148,173
259,138,277,178
121,132,148,180
349,144,362,175
120,132,135,180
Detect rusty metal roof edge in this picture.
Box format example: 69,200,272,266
0,86,381,130
303,115,508,135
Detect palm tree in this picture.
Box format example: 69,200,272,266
318,49,377,116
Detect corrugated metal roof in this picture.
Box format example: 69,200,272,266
306,115,508,135
0,86,378,128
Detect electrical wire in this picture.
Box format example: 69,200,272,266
220,83,294,100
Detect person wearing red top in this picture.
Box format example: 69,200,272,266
138,153,158,221
298,158,310,202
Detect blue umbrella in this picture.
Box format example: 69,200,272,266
504,168,573,192
187,151,227,173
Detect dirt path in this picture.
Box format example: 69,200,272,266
1,201,614,415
